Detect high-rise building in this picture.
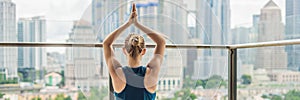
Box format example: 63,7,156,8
65,20,104,91
286,0,300,71
17,16,47,82
0,0,17,78
92,0,127,42
17,16,47,70
252,14,260,35
255,0,287,70
193,0,230,80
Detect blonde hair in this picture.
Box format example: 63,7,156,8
124,34,145,59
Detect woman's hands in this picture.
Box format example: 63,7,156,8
128,3,138,25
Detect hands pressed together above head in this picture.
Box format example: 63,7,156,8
128,3,138,25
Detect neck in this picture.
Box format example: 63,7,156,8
128,57,141,68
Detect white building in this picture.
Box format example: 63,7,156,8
255,0,287,70
46,53,64,73
65,20,104,91
17,16,47,70
193,0,231,80
0,0,17,78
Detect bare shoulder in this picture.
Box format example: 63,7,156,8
111,67,126,93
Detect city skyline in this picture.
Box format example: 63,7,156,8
2,0,300,100
10,0,286,54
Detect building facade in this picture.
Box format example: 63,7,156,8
255,0,287,69
285,0,300,71
17,16,47,70
65,20,104,91
0,0,17,78
269,71,300,83
193,0,231,80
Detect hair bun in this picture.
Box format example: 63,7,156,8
130,37,139,46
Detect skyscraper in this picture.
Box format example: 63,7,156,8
255,0,287,69
92,0,127,42
193,0,230,79
18,16,47,70
0,0,17,78
17,16,47,82
65,20,103,91
286,0,300,71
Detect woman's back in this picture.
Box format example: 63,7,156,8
114,66,156,100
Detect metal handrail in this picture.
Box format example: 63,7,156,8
230,39,300,49
1,39,300,49
1,39,300,100
0,42,228,49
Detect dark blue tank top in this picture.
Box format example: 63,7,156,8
114,66,156,100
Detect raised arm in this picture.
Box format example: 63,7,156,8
103,3,137,93
134,12,166,92
134,21,166,67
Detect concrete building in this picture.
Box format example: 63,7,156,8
193,0,231,80
65,20,104,91
0,0,17,78
255,0,287,70
46,52,64,73
253,69,271,83
17,16,47,72
269,70,300,83
285,0,300,71
17,16,46,83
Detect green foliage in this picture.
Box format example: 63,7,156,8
261,94,268,99
241,74,252,85
0,73,6,81
0,77,18,84
271,95,282,100
18,72,23,80
86,87,108,100
55,94,65,100
285,90,300,100
31,97,42,100
183,75,227,89
65,96,72,100
78,91,87,100
54,94,72,100
173,88,197,100
0,92,5,98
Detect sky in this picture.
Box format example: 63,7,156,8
11,0,286,53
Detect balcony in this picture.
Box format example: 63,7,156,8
1,0,300,100
1,40,300,100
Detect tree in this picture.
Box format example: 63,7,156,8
31,97,41,100
261,94,268,99
78,91,87,100
271,95,282,100
285,90,300,100
65,96,72,100
241,74,252,85
0,92,5,98
174,88,197,100
18,72,23,81
55,94,65,100
204,75,225,89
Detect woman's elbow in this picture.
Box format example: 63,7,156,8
103,40,112,46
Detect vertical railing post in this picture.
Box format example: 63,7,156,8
228,48,237,100
109,75,114,100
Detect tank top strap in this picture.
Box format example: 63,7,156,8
122,66,147,88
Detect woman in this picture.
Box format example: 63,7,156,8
103,3,166,100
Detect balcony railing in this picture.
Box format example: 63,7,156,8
1,39,300,100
